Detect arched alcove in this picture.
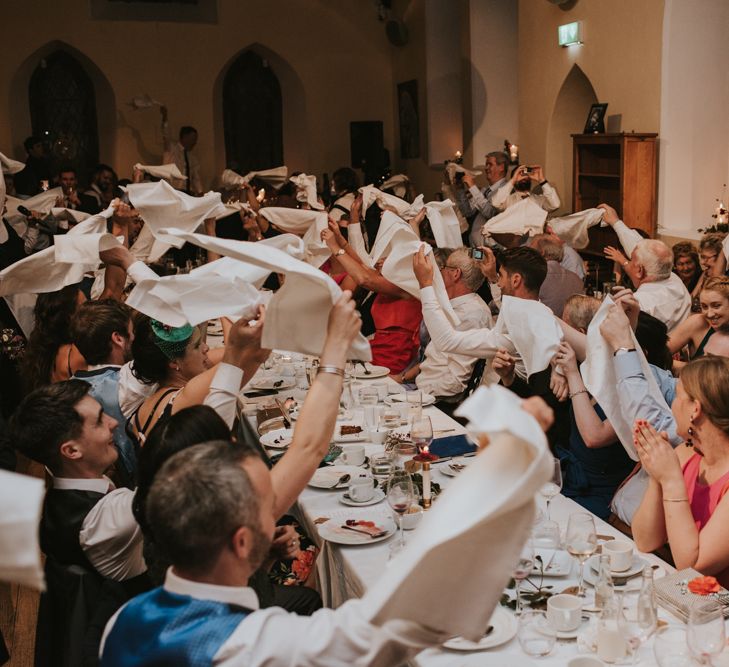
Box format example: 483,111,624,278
545,65,598,214
9,42,116,178
213,44,307,182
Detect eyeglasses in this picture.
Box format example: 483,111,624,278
441,265,459,272
700,253,718,262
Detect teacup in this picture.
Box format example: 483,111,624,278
401,504,423,530
348,477,375,502
603,540,633,572
340,444,366,467
547,593,582,632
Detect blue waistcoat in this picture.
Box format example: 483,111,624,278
74,367,136,479
101,587,250,666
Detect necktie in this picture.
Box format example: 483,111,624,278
184,149,191,195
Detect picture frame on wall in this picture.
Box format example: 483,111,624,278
584,103,608,134
397,80,420,159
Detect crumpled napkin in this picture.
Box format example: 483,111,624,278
0,152,26,175
5,188,64,218
548,208,604,250
133,163,187,182
483,196,548,236
380,174,410,198
289,173,324,210
408,198,463,248
221,166,288,189
359,185,422,219
445,163,482,182
258,207,330,267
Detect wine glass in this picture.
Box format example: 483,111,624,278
688,599,726,665
517,610,555,657
539,458,562,521
621,595,657,664
564,512,597,597
653,626,694,667
513,540,535,615
386,470,415,557
411,416,433,456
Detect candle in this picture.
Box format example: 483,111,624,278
717,202,728,224
422,459,431,508
510,144,519,161
455,150,462,159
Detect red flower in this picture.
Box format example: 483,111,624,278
291,548,317,582
688,575,721,596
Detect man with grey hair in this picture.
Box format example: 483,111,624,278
453,151,509,247
530,234,584,317
100,440,454,666
397,248,492,398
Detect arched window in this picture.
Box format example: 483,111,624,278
28,51,99,183
223,51,283,173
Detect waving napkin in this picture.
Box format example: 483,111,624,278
133,163,187,182
380,174,410,198
548,208,604,250
580,297,668,460
221,166,288,189
368,210,419,265
50,207,92,224
445,163,482,183
156,228,372,360
359,185,422,219
258,208,329,267
289,173,324,210
493,296,563,377
0,470,45,590
363,384,550,640
1,152,25,175
483,196,548,236
418,199,463,248
5,188,64,218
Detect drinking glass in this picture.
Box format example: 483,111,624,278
517,610,555,657
653,626,694,667
532,520,561,551
359,386,379,407
621,595,657,664
539,458,562,521
513,541,535,615
406,390,422,420
688,600,726,665
411,416,434,456
386,470,415,557
565,512,597,597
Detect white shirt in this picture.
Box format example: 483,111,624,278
561,244,585,279
162,123,202,194
634,272,691,333
52,475,146,581
491,181,560,212
101,568,445,666
417,292,493,397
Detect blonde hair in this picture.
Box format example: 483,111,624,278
680,357,729,436
562,294,601,331
701,276,729,300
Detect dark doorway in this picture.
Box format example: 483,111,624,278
223,51,283,173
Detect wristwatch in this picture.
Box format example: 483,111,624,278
335,248,346,257
613,347,636,356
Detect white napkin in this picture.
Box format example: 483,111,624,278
580,297,669,461
221,166,288,189
155,228,372,360
363,384,551,640
417,199,464,248
359,185,422,219
289,173,324,210
128,94,162,110
369,210,419,266
50,207,92,224
5,188,64,218
381,239,460,326
445,163,482,182
380,174,410,198
0,470,45,590
133,163,187,182
0,152,26,175
483,196,548,236
493,296,563,377
123,180,227,262
258,208,330,267
548,208,604,250
126,269,263,328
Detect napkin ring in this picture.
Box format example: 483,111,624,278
317,366,345,377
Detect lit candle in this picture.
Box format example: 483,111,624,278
717,202,728,224
422,447,431,508
455,150,462,159
510,144,519,162
257,188,265,202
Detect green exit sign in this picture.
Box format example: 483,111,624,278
558,21,582,47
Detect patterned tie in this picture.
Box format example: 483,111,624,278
184,149,191,195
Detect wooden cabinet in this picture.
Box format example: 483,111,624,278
572,133,658,256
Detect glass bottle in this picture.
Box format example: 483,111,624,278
597,594,627,664
636,565,657,632
594,554,615,611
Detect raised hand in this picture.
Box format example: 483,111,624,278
492,348,516,386
597,203,620,226
604,245,628,266
413,246,434,288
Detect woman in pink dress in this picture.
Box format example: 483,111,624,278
632,356,729,587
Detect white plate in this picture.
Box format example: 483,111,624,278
537,615,590,640
583,556,659,590
351,363,391,379
339,488,386,507
588,553,646,578
385,392,437,407
531,549,573,577
308,466,367,490
442,606,518,651
259,428,294,450
318,516,396,545
440,460,472,477
250,377,296,390
333,425,367,443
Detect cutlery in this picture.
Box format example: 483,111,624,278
327,474,351,489
273,379,284,388
357,360,372,375
275,399,291,429
340,524,387,538
432,452,478,464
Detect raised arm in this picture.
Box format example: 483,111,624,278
667,312,706,355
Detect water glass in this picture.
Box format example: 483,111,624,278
539,457,563,521
518,610,555,657
565,512,597,597
532,520,561,551
371,455,395,480
406,390,422,420
359,386,379,407
688,599,726,665
513,541,535,615
653,626,694,667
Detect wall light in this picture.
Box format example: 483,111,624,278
558,21,583,47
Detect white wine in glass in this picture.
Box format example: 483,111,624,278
565,512,597,597
539,458,562,521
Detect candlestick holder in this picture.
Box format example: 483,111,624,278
413,450,438,509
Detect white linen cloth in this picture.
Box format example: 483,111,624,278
0,470,45,590
258,207,330,267
380,174,410,198
359,185,423,219
363,384,551,640
50,207,92,224
482,196,548,236
634,272,692,333
289,173,324,210
156,228,372,360
0,152,25,175
493,296,563,377
126,266,263,328
548,208,604,250
221,166,288,189
368,211,418,265
133,163,187,182
417,199,463,248
444,163,482,182
580,296,670,460
5,187,64,218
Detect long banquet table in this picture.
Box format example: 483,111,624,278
244,368,722,667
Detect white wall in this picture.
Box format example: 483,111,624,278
658,0,729,237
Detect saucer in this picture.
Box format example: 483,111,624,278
339,489,386,507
